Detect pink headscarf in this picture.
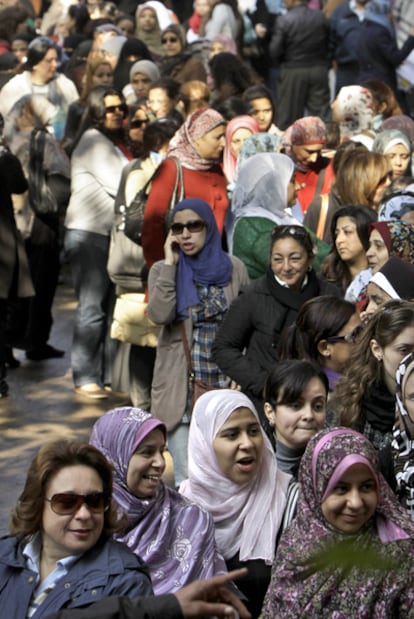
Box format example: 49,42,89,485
180,389,291,563
223,115,259,184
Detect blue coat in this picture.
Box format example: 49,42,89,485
0,536,153,619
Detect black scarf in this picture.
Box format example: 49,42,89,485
362,380,395,433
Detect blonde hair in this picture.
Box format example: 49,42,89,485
335,151,391,208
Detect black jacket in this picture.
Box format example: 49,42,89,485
212,268,340,399
45,594,182,619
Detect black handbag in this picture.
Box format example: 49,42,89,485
28,128,59,223
123,156,184,246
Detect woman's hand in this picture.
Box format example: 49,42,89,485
164,230,180,265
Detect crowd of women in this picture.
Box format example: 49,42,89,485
2,0,414,617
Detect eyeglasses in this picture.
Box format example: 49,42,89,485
170,220,206,235
130,118,148,128
161,36,178,44
45,492,110,515
105,104,127,115
325,325,363,345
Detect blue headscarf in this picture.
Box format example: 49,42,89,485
173,198,233,320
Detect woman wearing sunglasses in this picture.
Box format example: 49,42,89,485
0,439,152,617
64,86,134,400
159,24,207,84
147,197,249,485
278,295,362,393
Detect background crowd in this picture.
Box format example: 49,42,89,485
1,0,414,617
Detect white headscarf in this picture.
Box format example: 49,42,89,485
180,389,291,563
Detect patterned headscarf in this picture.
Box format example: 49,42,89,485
382,115,414,146
369,221,414,264
261,427,414,618
168,107,226,171
394,353,414,522
234,132,281,181
222,115,259,184
180,389,291,563
172,198,233,320
283,116,327,172
378,183,414,221
334,86,375,141
90,407,227,594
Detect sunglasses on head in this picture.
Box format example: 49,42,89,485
162,36,178,44
170,220,206,235
105,103,127,115
325,325,363,345
45,492,110,515
130,118,148,128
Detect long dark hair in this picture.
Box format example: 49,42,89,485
322,204,377,290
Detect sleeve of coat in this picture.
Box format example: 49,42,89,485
269,15,286,63
43,594,183,619
141,158,179,269
212,291,269,396
147,261,178,325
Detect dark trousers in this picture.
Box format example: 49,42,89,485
277,65,332,130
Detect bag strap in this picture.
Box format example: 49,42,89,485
179,321,194,382
316,193,329,240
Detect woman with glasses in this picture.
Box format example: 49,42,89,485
159,24,207,84
213,225,339,417
0,439,152,618
64,86,134,400
278,296,362,393
147,197,249,485
332,299,414,457
0,36,78,140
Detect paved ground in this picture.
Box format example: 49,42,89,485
0,278,114,534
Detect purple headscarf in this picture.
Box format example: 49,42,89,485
262,427,414,618
90,407,227,594
172,198,233,320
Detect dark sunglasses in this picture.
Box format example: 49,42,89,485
325,325,363,345
161,36,178,44
45,492,110,515
130,118,148,128
105,104,127,115
171,220,206,235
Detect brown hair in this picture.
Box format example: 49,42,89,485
332,299,414,427
179,80,211,118
80,52,113,103
335,151,391,208
9,439,121,538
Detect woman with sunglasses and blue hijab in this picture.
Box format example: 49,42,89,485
0,439,152,618
147,197,249,485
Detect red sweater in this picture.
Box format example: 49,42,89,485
142,158,228,268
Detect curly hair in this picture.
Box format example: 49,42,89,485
331,299,414,428
9,439,122,539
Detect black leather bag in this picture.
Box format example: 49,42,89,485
123,156,183,246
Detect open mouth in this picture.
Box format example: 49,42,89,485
143,475,160,481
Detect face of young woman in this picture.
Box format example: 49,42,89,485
270,236,313,290
194,124,226,160
364,282,392,321
371,326,414,393
366,229,389,274
249,97,273,132
128,108,149,142
335,216,365,265
213,407,264,484
403,370,414,423
103,94,125,131
264,377,327,450
161,31,182,56
131,72,152,98
138,8,157,31
171,208,207,256
42,465,105,561
195,0,211,17
148,87,174,118
386,143,410,178
321,463,378,534
322,312,362,374
92,63,113,88
230,127,253,159
126,428,166,498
